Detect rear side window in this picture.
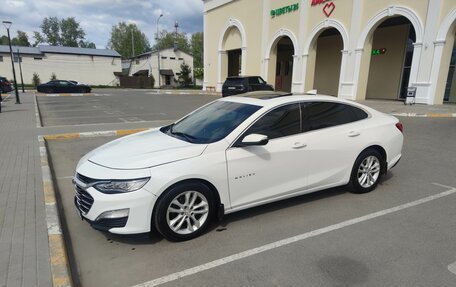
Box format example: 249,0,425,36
303,102,363,132
350,106,369,120
245,103,301,140
248,77,260,85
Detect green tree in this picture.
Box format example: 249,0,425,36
60,18,86,47
191,32,203,79
50,73,57,81
34,17,90,48
107,22,150,58
178,63,193,87
191,32,203,69
11,31,31,46
1,31,31,47
153,31,190,54
79,40,96,49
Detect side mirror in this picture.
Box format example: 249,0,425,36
241,134,269,146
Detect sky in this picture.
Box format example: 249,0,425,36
0,0,204,48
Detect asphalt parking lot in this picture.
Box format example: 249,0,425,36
39,90,456,287
36,89,218,126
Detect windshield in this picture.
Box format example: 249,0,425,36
162,101,261,144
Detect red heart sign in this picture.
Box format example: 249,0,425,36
323,2,335,17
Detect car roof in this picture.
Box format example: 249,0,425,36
219,92,375,111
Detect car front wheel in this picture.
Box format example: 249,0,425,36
153,182,215,241
348,149,383,194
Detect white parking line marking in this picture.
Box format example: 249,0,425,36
133,185,456,287
448,261,456,275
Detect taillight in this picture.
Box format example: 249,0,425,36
395,122,403,133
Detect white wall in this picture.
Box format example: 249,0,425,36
0,53,121,86
129,48,194,88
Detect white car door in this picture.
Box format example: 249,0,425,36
226,103,308,209
300,102,370,190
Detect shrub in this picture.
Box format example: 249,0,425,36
50,73,57,81
32,73,41,87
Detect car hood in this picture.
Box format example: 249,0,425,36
88,129,207,170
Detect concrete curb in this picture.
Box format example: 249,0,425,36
148,90,220,96
38,136,73,287
391,112,456,118
43,128,150,141
34,93,43,127
37,128,148,286
36,93,110,97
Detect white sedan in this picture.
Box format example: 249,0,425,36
74,93,403,241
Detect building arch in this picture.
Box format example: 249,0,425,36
217,18,247,91
353,6,424,101
263,29,299,92
428,8,456,104
301,19,349,96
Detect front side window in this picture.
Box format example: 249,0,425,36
162,101,261,144
303,102,360,132
244,103,301,140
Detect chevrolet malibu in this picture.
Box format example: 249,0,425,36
74,93,403,241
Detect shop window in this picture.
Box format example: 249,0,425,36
170,57,176,60
161,56,167,59
178,58,184,60
34,57,43,60
0,56,3,62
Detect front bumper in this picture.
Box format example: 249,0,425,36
74,161,157,234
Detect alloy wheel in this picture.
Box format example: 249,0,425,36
166,191,209,235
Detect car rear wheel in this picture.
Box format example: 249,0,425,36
348,149,383,194
153,182,215,241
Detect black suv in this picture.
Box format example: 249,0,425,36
222,76,273,97
0,77,13,93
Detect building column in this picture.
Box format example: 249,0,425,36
262,58,270,81
409,42,426,103
300,54,309,92
291,54,303,93
337,50,350,99
203,12,208,90
217,50,227,92
351,48,364,100
427,40,446,104
241,47,247,76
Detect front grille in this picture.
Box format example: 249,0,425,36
76,173,98,184
75,185,94,214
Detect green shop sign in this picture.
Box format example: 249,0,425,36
271,3,299,18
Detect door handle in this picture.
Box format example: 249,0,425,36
292,142,307,149
348,131,360,137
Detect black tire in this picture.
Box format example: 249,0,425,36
153,181,215,241
347,149,384,194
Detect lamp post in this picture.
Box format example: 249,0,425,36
156,14,163,88
17,49,25,92
2,20,20,104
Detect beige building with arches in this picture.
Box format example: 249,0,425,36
203,0,456,104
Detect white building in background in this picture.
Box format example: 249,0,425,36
203,0,456,105
0,45,121,86
128,47,194,88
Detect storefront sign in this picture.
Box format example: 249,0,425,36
311,0,336,17
372,48,387,55
271,3,299,18
311,0,333,6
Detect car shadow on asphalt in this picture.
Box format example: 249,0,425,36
210,186,348,233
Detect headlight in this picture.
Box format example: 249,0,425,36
93,177,150,194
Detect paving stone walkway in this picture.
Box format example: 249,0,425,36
0,93,52,287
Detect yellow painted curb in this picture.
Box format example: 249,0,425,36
426,113,453,118
49,234,72,287
45,133,81,141
116,128,149,136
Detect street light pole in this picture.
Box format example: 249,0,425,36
131,29,135,58
156,14,163,88
17,49,25,93
2,20,20,104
